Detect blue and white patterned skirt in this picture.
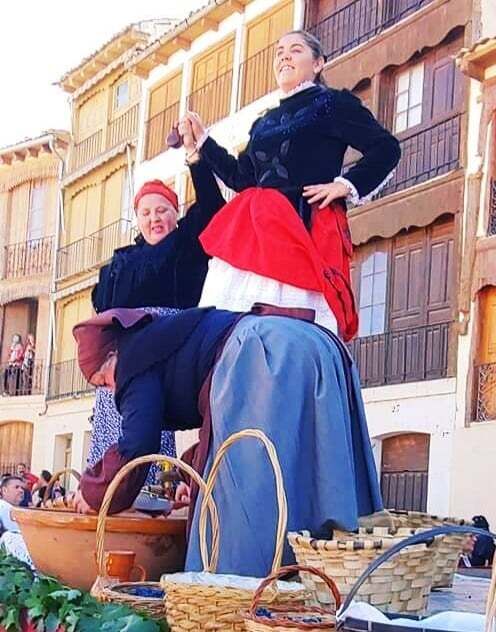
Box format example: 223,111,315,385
87,307,178,483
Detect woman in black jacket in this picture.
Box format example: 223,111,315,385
181,30,401,340
87,151,225,474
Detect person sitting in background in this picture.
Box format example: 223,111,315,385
470,515,495,567
31,470,65,508
0,476,23,534
0,476,33,567
16,464,37,508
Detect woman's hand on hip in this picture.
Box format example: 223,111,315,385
303,181,350,209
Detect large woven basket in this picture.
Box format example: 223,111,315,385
338,525,496,632
91,452,219,621
244,564,341,631
162,429,309,632
288,527,439,615
389,510,472,588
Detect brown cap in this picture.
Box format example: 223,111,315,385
73,308,152,381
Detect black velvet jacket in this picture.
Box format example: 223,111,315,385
91,161,225,312
200,84,401,221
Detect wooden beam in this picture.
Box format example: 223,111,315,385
225,0,246,12
27,147,40,158
40,144,51,155
172,35,192,51
150,51,169,65
200,16,220,31
133,63,151,79
0,154,12,165
13,150,26,162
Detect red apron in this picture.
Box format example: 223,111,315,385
199,187,358,341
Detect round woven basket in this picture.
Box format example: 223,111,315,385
162,428,309,632
288,527,439,615
91,453,219,621
244,564,341,631
41,468,81,510
389,510,472,588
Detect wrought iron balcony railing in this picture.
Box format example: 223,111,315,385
187,69,233,128
473,362,496,422
348,321,451,387
310,0,435,62
107,103,139,149
344,114,461,201
56,218,135,280
238,42,278,109
488,179,496,237
1,361,44,396
69,129,103,173
144,101,180,161
47,359,94,400
3,235,53,279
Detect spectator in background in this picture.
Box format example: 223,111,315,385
32,470,65,508
0,476,23,534
0,476,33,567
21,334,36,394
470,515,495,567
3,334,24,395
16,464,37,508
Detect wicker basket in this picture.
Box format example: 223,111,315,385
288,527,439,615
244,564,341,631
337,525,496,632
162,429,309,632
91,453,219,621
389,510,472,589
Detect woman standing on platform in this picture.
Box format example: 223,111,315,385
180,30,401,340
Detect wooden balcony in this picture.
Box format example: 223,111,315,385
3,236,53,279
144,101,180,161
473,362,496,422
68,129,103,172
310,0,435,62
238,42,278,109
187,69,233,128
56,218,135,280
488,179,496,236
349,321,451,387
1,361,44,396
47,359,93,400
107,103,139,149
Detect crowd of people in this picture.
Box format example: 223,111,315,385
3,333,36,396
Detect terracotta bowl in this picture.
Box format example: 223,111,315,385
13,507,187,591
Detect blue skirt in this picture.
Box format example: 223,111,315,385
185,315,383,576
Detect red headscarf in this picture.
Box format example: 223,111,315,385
73,309,152,381
133,180,178,212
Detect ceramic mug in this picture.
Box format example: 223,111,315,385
97,550,146,582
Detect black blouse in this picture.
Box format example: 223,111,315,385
92,161,225,312
199,84,401,220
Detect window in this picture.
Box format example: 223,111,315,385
27,182,46,241
115,82,129,110
394,63,424,133
358,251,388,336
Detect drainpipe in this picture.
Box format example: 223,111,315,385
40,135,65,414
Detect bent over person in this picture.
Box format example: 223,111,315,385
72,306,383,576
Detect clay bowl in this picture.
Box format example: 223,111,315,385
13,507,187,591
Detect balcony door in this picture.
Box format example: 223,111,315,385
381,432,429,512
0,422,33,474
0,299,37,365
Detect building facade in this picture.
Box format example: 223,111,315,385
4,0,493,520
0,131,68,475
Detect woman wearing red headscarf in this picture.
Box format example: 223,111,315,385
92,160,224,312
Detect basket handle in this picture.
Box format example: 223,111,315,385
249,564,342,621
42,468,81,505
198,428,287,574
338,524,496,624
96,454,220,577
